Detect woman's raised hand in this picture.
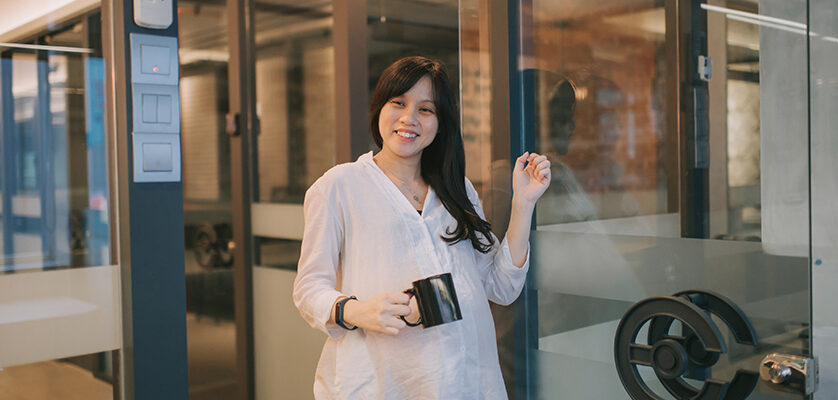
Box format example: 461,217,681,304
512,152,551,206
342,293,412,336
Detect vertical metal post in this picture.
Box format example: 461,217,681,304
35,42,56,263
333,0,369,163
679,0,710,239
227,0,256,397
1,51,15,261
664,0,681,217
507,0,536,398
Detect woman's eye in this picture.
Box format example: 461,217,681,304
421,108,435,114
391,100,405,106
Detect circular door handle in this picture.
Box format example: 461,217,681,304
614,290,760,400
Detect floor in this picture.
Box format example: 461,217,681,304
186,313,238,400
0,360,112,400
0,314,237,400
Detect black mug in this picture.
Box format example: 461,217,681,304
400,272,462,328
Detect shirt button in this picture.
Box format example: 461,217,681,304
459,346,465,353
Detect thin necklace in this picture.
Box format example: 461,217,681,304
374,156,426,207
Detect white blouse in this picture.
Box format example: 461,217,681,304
293,152,529,399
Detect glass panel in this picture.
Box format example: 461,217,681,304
809,0,838,397
1,46,111,271
250,2,334,399
0,17,117,397
527,1,810,399
249,2,462,398
177,2,237,399
458,1,517,396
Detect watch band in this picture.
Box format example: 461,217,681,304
336,296,358,330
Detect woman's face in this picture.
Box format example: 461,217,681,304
549,112,576,156
377,75,439,162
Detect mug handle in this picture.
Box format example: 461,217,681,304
400,289,422,327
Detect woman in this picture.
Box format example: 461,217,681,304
293,56,550,399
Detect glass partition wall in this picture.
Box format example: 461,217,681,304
248,1,460,398
177,2,237,399
522,0,812,399
0,14,118,399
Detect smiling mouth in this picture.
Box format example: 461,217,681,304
395,130,418,139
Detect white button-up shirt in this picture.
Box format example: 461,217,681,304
293,152,529,399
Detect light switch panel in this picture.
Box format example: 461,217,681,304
130,34,178,85
157,94,172,123
142,94,158,123
133,84,179,133
140,44,170,75
142,143,173,172
133,133,180,183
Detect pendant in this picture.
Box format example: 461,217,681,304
413,195,420,202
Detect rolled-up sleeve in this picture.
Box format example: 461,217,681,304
482,236,529,305
467,180,530,306
293,184,347,340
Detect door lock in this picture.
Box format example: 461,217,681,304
760,353,818,395
698,55,713,82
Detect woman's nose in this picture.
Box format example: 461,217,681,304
399,108,419,125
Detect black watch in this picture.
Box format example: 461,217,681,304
335,296,358,330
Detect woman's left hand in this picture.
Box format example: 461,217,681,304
512,152,551,206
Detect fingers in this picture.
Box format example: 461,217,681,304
378,314,407,336
538,167,551,183
533,156,550,170
390,293,411,304
514,152,529,174
381,327,400,336
388,304,412,316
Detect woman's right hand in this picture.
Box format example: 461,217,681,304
342,293,412,336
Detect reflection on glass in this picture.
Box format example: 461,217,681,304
536,74,642,225
178,2,237,399
528,1,810,399
254,1,335,204
0,19,115,397
1,26,110,272
257,238,301,269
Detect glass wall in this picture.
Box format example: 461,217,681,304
249,1,460,398
249,2,335,399
177,2,237,399
525,0,811,399
0,15,118,399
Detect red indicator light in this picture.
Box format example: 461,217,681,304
153,66,159,72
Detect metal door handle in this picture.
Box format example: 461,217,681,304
760,353,818,395
614,290,759,400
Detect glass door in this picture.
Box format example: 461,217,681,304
0,16,119,397
523,0,812,398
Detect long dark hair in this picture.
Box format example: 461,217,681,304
369,56,495,253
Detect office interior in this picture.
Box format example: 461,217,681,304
1,0,838,399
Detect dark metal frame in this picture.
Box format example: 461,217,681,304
334,0,370,163
227,0,257,398
507,1,539,398
1,50,14,262
34,39,57,263
678,0,710,239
